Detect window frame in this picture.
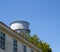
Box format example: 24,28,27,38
23,45,27,52
13,39,18,52
0,31,5,50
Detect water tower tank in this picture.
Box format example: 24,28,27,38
10,21,30,35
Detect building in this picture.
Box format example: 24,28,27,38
0,21,42,52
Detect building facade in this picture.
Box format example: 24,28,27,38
0,21,42,52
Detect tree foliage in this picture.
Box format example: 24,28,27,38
22,34,52,52
28,34,52,52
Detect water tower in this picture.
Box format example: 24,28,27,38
10,21,30,35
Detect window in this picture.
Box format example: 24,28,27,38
13,39,17,52
23,45,27,52
0,32,5,50
31,49,34,52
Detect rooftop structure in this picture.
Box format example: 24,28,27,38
10,21,30,35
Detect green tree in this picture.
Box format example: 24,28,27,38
27,34,52,52
22,34,52,52
28,34,39,45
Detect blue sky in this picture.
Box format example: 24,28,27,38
0,0,60,52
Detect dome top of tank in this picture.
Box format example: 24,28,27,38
10,21,30,25
10,20,30,34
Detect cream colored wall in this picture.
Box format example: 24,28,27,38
5,34,36,52
27,46,31,52
0,33,13,52
0,49,5,52
0,32,38,52
18,41,23,52
5,34,13,52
